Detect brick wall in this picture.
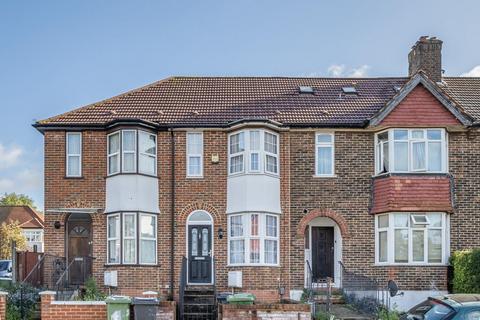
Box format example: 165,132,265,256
221,304,310,320
0,291,6,320
40,291,107,320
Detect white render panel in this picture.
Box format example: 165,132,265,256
226,174,281,214
106,175,160,213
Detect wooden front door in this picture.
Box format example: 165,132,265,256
67,215,92,285
311,227,334,281
188,225,212,284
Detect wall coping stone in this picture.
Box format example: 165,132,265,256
143,291,158,295
222,303,310,312
39,291,56,296
0,291,7,296
51,301,106,305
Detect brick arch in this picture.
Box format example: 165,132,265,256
296,209,349,239
178,201,221,224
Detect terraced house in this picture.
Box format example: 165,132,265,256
35,36,480,312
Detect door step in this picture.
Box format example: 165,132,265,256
313,294,345,304
182,286,216,320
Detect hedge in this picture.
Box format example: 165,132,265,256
450,248,480,293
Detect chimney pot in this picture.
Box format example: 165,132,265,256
408,36,443,83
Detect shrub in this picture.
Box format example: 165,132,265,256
450,249,480,293
314,310,332,320
377,306,401,320
82,277,106,301
5,282,40,320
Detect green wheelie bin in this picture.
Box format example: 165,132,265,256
227,293,256,305
106,295,131,320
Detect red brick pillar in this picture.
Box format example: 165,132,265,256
39,291,56,319
0,291,7,320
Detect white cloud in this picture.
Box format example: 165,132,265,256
0,144,23,169
327,64,370,78
461,66,480,77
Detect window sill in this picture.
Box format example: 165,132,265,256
64,176,84,179
374,263,448,267
372,172,449,178
312,175,337,178
106,172,158,179
186,175,204,179
228,172,280,179
227,263,280,268
104,263,158,267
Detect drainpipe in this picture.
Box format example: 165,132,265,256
169,129,175,300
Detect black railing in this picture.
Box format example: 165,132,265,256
212,256,217,318
54,256,94,300
305,260,333,315
179,256,187,320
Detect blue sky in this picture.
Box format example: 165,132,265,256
1,0,479,210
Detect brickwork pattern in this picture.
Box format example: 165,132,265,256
40,292,107,320
0,292,6,320
221,304,310,320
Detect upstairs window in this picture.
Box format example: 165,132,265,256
66,132,82,177
187,132,203,177
108,129,157,176
315,133,335,176
375,129,447,175
228,130,279,175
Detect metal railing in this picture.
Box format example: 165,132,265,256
54,256,94,300
21,254,66,289
179,256,187,320
305,261,333,315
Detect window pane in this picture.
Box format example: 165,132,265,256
251,214,258,236
108,216,118,238
394,213,409,227
230,155,243,174
412,130,424,139
394,142,408,171
317,146,332,175
108,240,120,263
250,153,259,171
202,228,209,256
68,156,80,176
394,229,409,263
264,132,277,154
265,240,278,264
250,239,260,263
412,142,426,170
378,215,389,228
123,239,135,264
428,230,442,263
317,134,332,143
187,133,202,154
230,216,243,237
188,156,201,175
139,132,156,155
109,154,119,174
266,216,277,237
266,155,277,173
140,240,156,264
413,230,425,262
189,211,212,223
122,131,136,152
108,133,120,155
379,231,388,262
230,240,245,264
428,141,442,171
427,130,442,140
230,133,244,154
394,130,408,140
191,228,198,256
428,213,442,227
67,133,81,154
123,153,135,172
139,154,156,175
250,131,260,150
124,214,135,237
382,142,389,172
140,215,155,238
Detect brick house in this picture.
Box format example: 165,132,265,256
34,36,480,311
0,205,44,252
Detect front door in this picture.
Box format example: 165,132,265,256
311,227,334,281
188,225,212,284
67,215,92,285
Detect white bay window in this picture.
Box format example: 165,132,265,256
375,212,448,265
228,130,279,175
375,129,447,175
228,213,279,266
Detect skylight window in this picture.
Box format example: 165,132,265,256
342,86,357,94
299,86,314,94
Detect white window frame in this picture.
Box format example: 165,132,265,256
228,129,279,176
23,230,43,242
106,213,121,265
374,128,447,175
375,212,449,265
227,213,280,266
186,132,204,177
139,213,157,265
121,130,137,173
107,132,121,175
66,132,82,177
315,132,335,177
138,131,157,176
122,212,137,265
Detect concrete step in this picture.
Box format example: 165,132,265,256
313,294,345,304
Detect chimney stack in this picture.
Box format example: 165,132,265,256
408,36,443,82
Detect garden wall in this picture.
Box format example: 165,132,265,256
40,291,107,320
221,303,311,320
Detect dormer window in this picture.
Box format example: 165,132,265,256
107,129,157,176
375,128,447,175
228,129,279,176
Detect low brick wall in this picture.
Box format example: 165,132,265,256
221,303,311,320
156,301,176,320
0,291,7,320
40,291,107,320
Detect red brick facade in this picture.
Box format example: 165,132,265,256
0,291,6,320
40,292,107,320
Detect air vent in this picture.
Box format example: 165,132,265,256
299,86,314,94
342,86,357,94
393,85,402,93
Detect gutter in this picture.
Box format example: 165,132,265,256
169,129,175,301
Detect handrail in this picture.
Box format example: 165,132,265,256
179,256,187,320
305,260,314,301
55,256,95,300
213,256,217,317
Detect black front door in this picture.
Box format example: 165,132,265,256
311,227,334,281
188,225,212,284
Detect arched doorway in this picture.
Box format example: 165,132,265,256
66,212,92,285
186,210,213,284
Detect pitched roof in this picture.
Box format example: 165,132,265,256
35,76,480,128
0,206,44,229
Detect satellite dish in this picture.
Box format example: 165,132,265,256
388,280,399,297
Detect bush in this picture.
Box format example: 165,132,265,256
378,306,401,320
5,282,40,320
450,249,480,293
82,277,106,301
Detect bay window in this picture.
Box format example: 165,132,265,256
228,130,279,175
107,212,157,265
375,129,447,174
66,132,82,177
228,213,279,266
375,212,448,264
107,129,157,176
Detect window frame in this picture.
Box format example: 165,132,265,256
121,130,137,173
122,212,137,265
107,131,121,176
139,213,158,265
23,230,43,242
228,129,280,177
66,132,82,177
227,213,280,267
374,128,447,175
315,132,335,177
375,212,448,265
106,213,121,265
138,130,157,176
186,132,204,178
